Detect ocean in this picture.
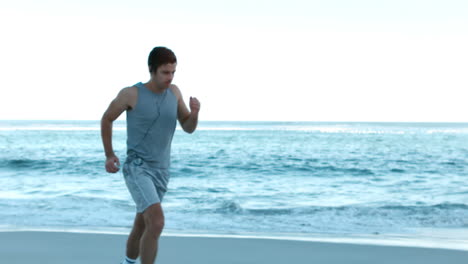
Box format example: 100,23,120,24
1,120,467,246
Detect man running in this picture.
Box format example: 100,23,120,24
101,46,200,264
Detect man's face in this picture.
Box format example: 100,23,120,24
154,63,177,89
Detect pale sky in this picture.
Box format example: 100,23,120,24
1,0,467,122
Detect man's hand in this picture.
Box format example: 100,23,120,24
105,155,120,173
189,96,200,114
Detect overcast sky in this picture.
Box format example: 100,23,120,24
1,0,467,122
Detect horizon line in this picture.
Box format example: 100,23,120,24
1,119,468,124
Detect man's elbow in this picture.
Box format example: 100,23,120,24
183,126,196,134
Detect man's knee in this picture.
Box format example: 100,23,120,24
143,204,165,235
152,218,165,233
147,217,165,237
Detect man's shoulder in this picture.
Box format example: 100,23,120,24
119,86,138,97
169,84,180,92
169,84,182,98
114,86,138,110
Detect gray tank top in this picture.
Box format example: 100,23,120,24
126,82,178,168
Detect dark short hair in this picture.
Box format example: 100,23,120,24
148,46,177,73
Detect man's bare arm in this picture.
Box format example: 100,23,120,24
101,88,132,172
173,85,200,133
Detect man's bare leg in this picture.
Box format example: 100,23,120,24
126,213,145,260
140,203,165,264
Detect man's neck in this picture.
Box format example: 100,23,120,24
145,80,166,94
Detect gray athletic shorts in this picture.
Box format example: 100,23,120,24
122,155,170,213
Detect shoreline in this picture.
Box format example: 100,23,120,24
2,226,467,252
2,230,468,264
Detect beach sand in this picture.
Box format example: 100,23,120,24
2,231,468,264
